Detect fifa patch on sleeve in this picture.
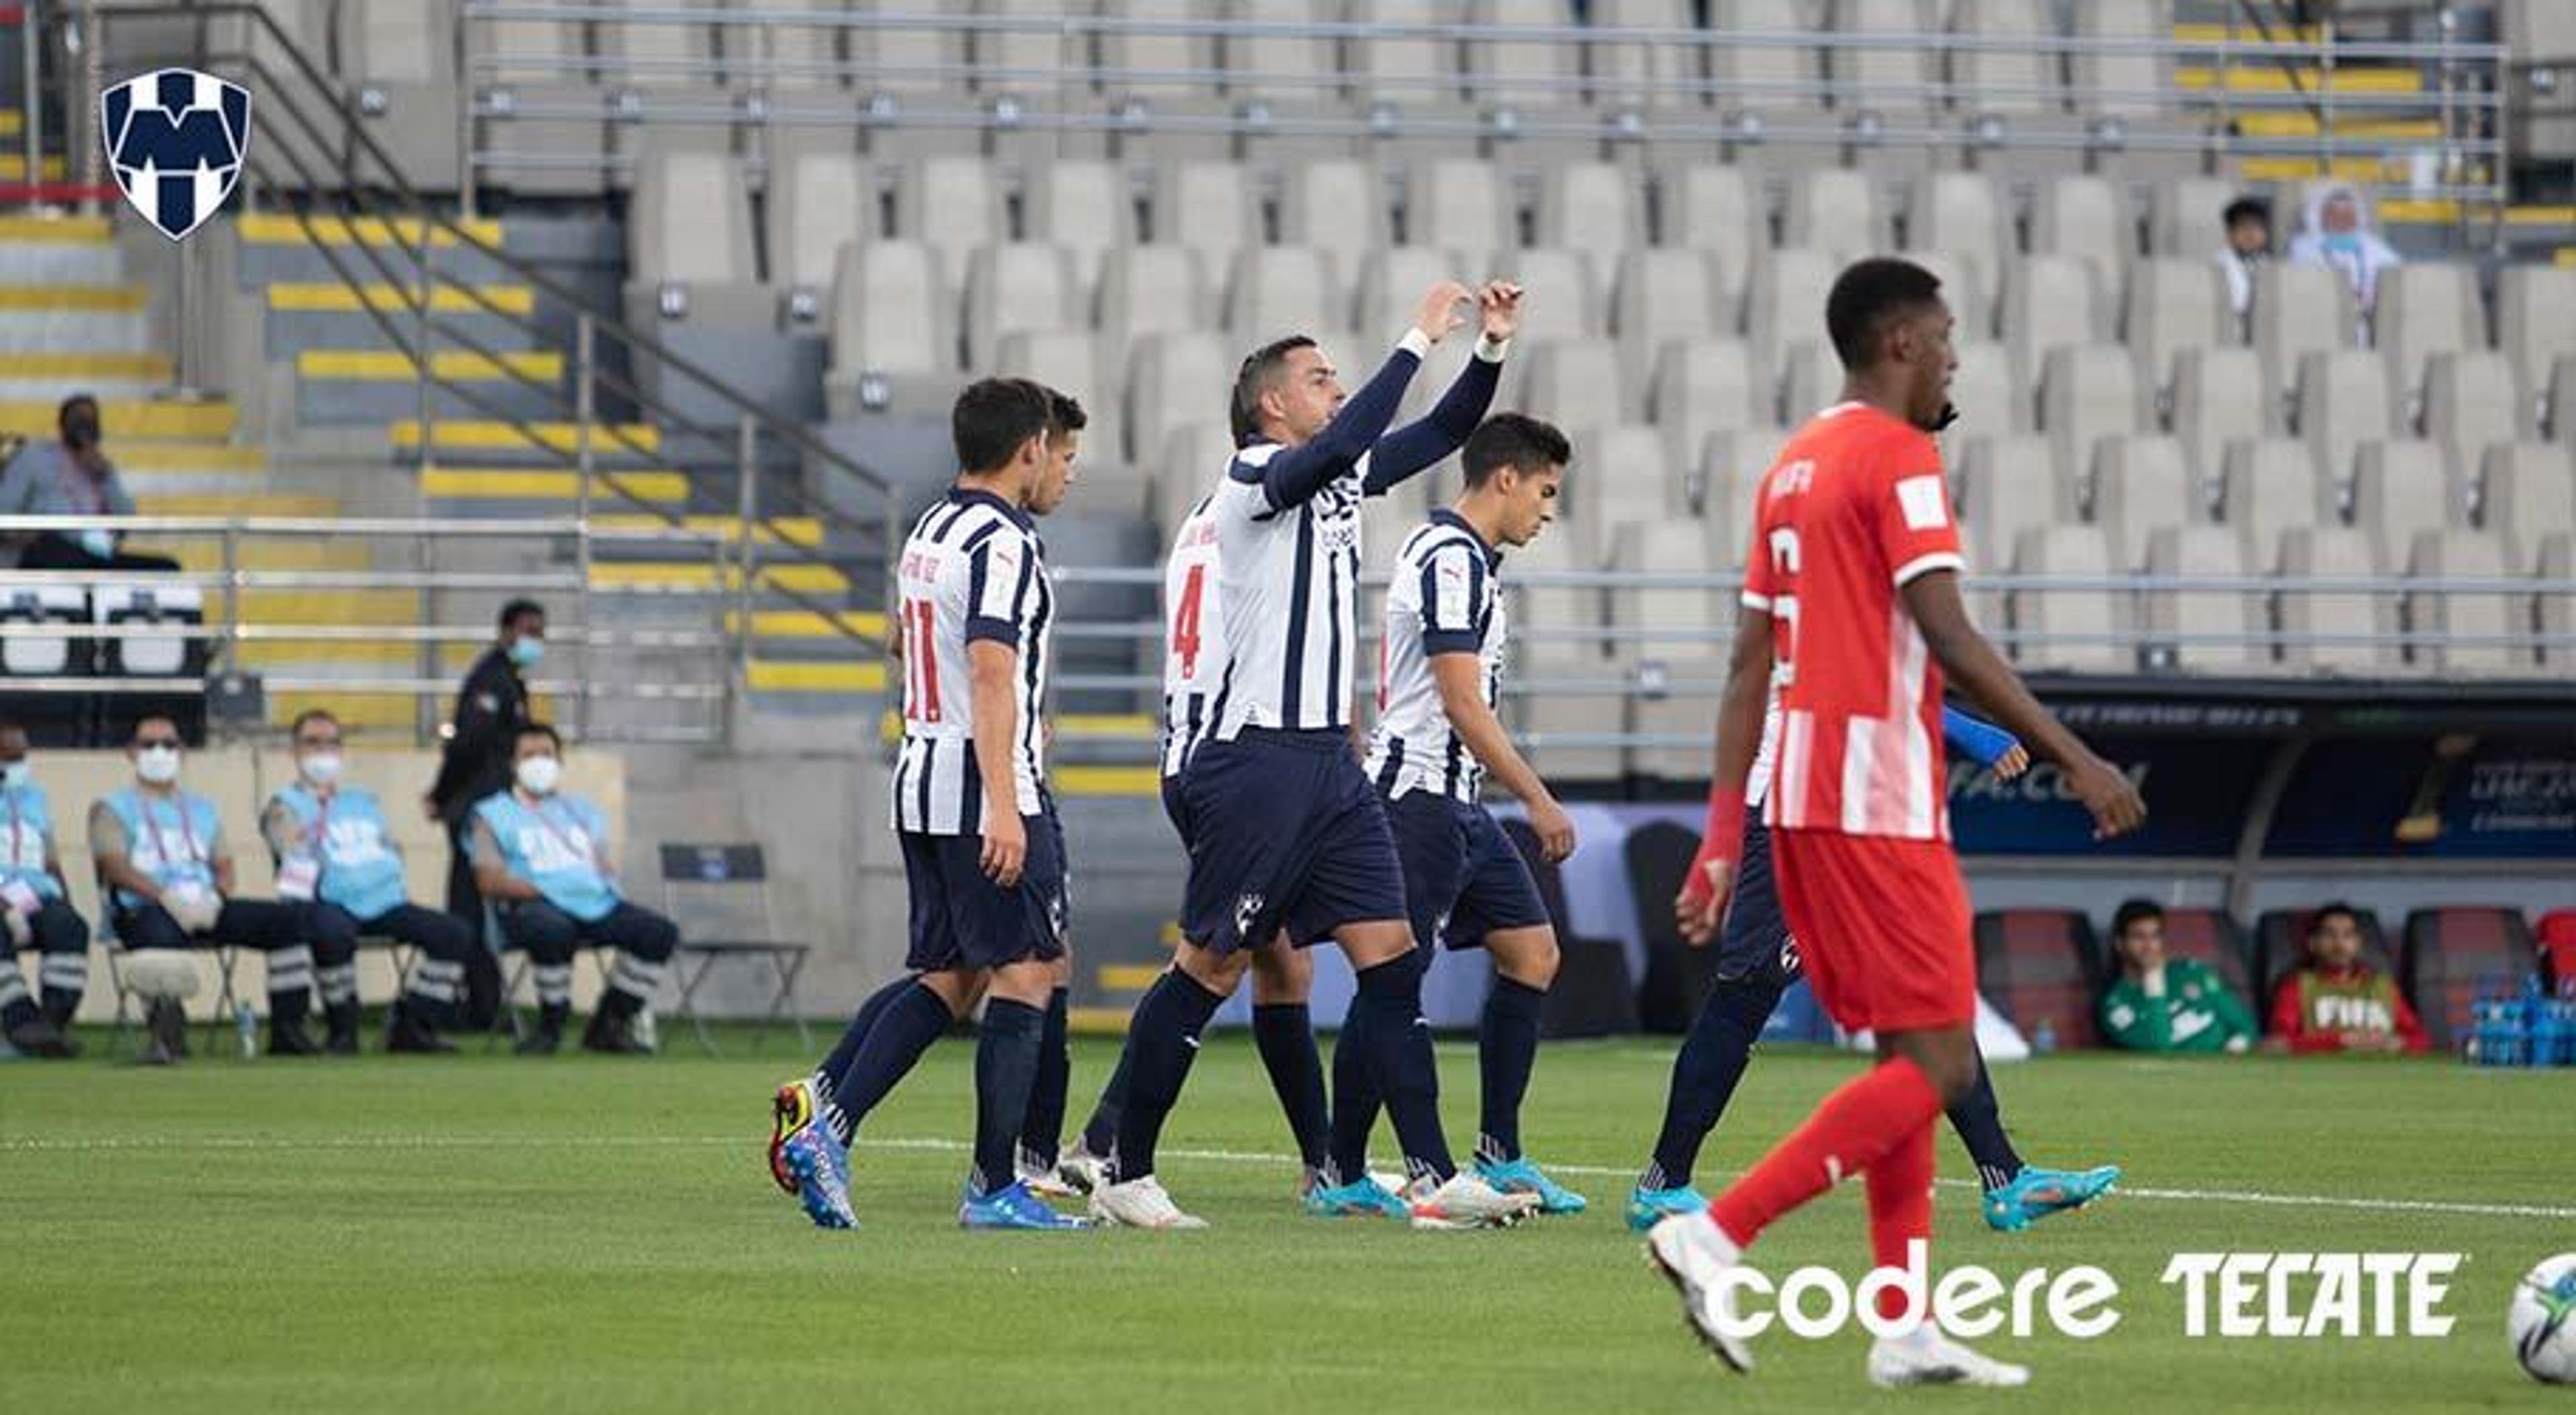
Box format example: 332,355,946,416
1896,475,1949,531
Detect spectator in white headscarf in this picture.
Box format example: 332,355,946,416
2287,181,2402,325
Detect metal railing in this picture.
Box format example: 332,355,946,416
0,514,734,741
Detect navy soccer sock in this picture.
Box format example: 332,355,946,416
1947,1051,2027,1191
1018,986,1072,1168
1252,1002,1331,1171
1350,953,1454,1185
819,974,914,1101
1639,972,1786,1192
1109,969,1224,1183
1474,976,1548,1164
1326,1009,1383,1187
971,998,1046,1198
1079,1041,1133,1159
829,980,951,1146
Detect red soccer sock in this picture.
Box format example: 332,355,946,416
1865,1118,1936,1324
1705,1054,1943,1249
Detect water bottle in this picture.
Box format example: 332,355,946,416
2032,1017,2057,1055
234,1001,257,1059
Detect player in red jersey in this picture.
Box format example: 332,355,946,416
1644,258,2146,1387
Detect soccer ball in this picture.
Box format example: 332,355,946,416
2510,1253,2576,1383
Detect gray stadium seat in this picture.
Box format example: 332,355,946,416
2123,257,2231,399
2275,526,2398,676
1282,159,1392,276
2142,525,2267,672
2538,534,2576,674
2037,344,2144,480
1408,159,1519,262
1497,248,1605,341
1829,0,1934,113
1226,0,1340,104
2012,527,2129,673
1130,336,1235,476
1647,339,1766,475
1947,0,2059,115
2031,176,2131,291
1592,0,1707,111
2169,346,2269,479
2220,437,2333,565
2092,435,2200,568
2072,3,2205,178
2253,263,2361,407
1947,341,2023,432
2553,355,2576,441
2406,531,2535,678
2148,176,2240,258
994,331,1118,474
1349,0,1464,108
1225,246,1346,344
1470,0,1582,109
1579,425,1686,544
2373,264,2485,405
1701,427,1788,534
2497,266,2576,409
472,10,606,195
964,244,1083,371
1538,162,1644,254
1153,420,1238,527
1783,168,1889,253
974,0,1087,93
343,0,464,189
1097,0,1219,106
2475,442,2576,564
623,144,808,421
1097,246,1217,375
2290,350,2400,490
1615,250,1730,388
1354,246,1470,344
1953,433,2072,601
1150,160,1257,258
1907,173,2011,301
2422,352,2524,469
743,0,849,90
849,0,965,95
1896,250,1989,342
1658,164,1763,320
1519,338,1632,431
596,0,722,87
1776,341,1847,428
2347,440,2457,568
898,156,1004,268
2000,254,2107,381
826,240,961,415
1746,248,1848,364
1028,159,1138,295
767,144,875,305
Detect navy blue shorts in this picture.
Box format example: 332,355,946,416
1160,772,1191,841
1385,790,1552,950
900,813,1069,973
1715,817,1802,988
1179,729,1407,955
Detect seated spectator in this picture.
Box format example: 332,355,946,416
0,395,180,572
89,715,331,1063
2286,182,2402,323
260,708,474,1054
0,717,89,1057
2097,899,2255,1054
2263,902,2428,1055
2215,195,2270,333
471,723,676,1056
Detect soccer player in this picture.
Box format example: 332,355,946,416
1320,411,1587,1218
1644,259,2145,1386
1626,704,2124,1233
1085,280,1540,1231
770,378,1084,1232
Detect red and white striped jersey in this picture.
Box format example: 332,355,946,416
1739,402,1965,841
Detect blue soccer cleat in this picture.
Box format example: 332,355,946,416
1983,1163,2122,1233
1304,1175,1412,1220
1626,1183,1710,1233
1476,1155,1589,1215
959,1180,1089,1230
771,1080,856,1230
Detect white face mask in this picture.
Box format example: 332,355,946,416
136,745,181,784
515,755,561,796
301,752,342,786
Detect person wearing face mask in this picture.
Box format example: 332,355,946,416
260,709,476,1054
2287,181,2402,326
89,716,322,1061
0,395,182,572
426,598,545,1029
0,719,89,1057
470,724,678,1055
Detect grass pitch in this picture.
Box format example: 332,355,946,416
5,1031,2569,1413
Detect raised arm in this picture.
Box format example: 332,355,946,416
1247,282,1470,513
1364,283,1521,495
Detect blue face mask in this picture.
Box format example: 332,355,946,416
508,636,545,669
2324,231,2363,256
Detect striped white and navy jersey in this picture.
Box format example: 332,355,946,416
1159,494,1228,778
889,486,1053,835
1207,333,1507,740
1365,511,1507,803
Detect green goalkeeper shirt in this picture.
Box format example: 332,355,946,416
2100,958,2257,1054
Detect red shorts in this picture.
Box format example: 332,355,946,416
1770,828,1976,1034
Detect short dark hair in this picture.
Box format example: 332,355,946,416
498,598,545,632
515,722,563,753
2222,197,2271,229
1825,258,1945,372
1230,335,1316,447
2110,898,2163,942
57,393,96,422
952,378,1053,474
131,713,178,742
290,708,339,738
1462,413,1570,489
2308,902,2363,937
1042,386,1087,441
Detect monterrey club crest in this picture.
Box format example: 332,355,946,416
101,68,252,241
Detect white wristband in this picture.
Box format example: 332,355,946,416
1474,333,1510,363
1397,328,1433,360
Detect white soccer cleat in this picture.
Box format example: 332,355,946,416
1054,1141,1108,1196
1866,1324,2031,1388
1644,1212,1755,1373
1088,1174,1208,1230
1018,1145,1084,1202
1405,1171,1542,1231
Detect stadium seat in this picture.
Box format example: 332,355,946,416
2274,526,2399,676
1999,254,2107,381
2123,257,2231,398
1947,0,2058,115
825,240,960,415
1945,341,2021,433
596,0,721,89
1658,164,1762,319
1894,250,1989,343
2541,533,2576,674
1782,168,1888,254
1606,516,1726,658
849,0,965,95
2011,526,2129,672
2157,908,2254,1002
2037,344,2143,480
2092,434,2200,568
973,0,1087,92
1746,248,1848,364
898,157,1004,287
1648,339,1767,474
1152,420,1238,527
1407,159,1519,263
1519,338,1632,431
1225,246,1346,344
1281,159,1391,274
1952,434,2069,630
1096,0,1218,106
1097,247,1216,379
766,145,875,307
963,243,1083,370
1591,0,1707,112
2496,266,2576,406
1568,423,1676,533
1615,250,1729,388
2253,263,2361,404
623,144,810,420
2291,350,2400,489
2031,176,2131,291
744,0,848,90
2373,264,2485,404
994,331,1111,449
1224,0,1339,104
2551,354,2576,441
1349,0,1462,107
1028,159,1139,295
2348,441,2458,567
1354,245,1469,348
2421,352,2524,468
1974,910,2103,1049
2072,5,2208,176
2219,437,2332,562
2404,908,2541,1053
2474,442,2576,561
1776,341,1847,429
2170,346,2271,479
2406,530,2534,678
1907,173,2011,301
2255,906,2396,1009
1503,513,1605,645
1828,0,1935,115
1517,641,1629,782
1150,160,1258,258
1499,248,1605,341
343,0,464,189
1469,0,1582,110
2141,525,2267,671
1538,162,1643,255
472,10,606,196
2148,175,2239,258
